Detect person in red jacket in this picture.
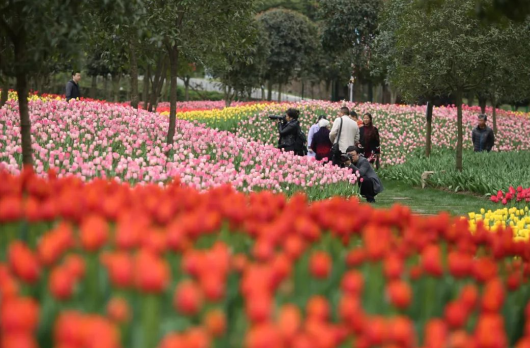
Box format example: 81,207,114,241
311,119,333,162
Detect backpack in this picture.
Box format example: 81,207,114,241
294,127,308,156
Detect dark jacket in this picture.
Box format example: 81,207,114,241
311,127,333,161
349,156,384,194
358,126,381,155
471,126,495,152
278,119,301,152
66,80,81,101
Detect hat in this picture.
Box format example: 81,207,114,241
318,119,330,128
478,114,488,121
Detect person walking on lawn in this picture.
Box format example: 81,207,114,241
472,114,495,152
66,71,82,101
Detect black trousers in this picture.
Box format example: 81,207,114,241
359,177,376,201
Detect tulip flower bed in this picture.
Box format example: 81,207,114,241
0,99,357,199
490,187,530,206
467,206,530,241
221,102,530,167
381,149,530,196
3,169,530,348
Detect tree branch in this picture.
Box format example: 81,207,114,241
0,15,16,41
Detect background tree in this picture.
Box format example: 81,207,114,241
257,9,318,101
376,0,498,171
0,0,141,167
473,20,530,133
146,0,258,149
318,0,383,102
212,24,269,106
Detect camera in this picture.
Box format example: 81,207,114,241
268,115,286,121
341,153,353,162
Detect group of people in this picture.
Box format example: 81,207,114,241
276,106,383,203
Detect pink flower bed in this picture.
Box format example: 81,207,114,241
0,99,357,195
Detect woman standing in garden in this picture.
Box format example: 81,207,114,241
358,113,381,167
310,119,333,162
307,115,326,158
278,108,305,155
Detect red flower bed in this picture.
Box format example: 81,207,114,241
1,168,530,348
490,186,530,205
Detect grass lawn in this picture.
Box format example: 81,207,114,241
373,179,500,216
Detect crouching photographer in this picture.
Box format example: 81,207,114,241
269,108,307,156
342,146,384,204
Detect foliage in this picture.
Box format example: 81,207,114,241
256,0,319,19
380,149,530,196
257,9,318,86
318,0,384,86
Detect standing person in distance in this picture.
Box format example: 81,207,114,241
350,110,363,127
307,115,326,158
472,114,495,152
329,106,360,166
358,113,381,168
344,146,384,203
310,119,333,162
277,108,305,156
66,71,82,101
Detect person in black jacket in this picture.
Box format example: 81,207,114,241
66,71,82,101
471,114,495,152
277,108,305,155
344,146,384,203
357,113,381,167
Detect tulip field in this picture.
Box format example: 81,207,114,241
2,90,530,348
2,169,530,348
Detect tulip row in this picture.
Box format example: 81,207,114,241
227,102,530,167
467,206,530,242
2,169,530,348
0,99,358,199
491,187,530,206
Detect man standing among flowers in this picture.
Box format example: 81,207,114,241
472,114,495,152
66,71,82,101
329,107,360,166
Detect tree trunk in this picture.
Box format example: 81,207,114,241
184,76,190,101
425,101,433,157
166,46,178,147
367,80,373,103
478,95,487,114
143,66,150,109
104,76,110,101
17,72,32,166
224,85,233,107
112,74,121,102
129,40,139,109
456,89,463,172
301,80,305,100
278,83,282,102
261,85,265,100
354,81,362,102
267,80,272,101
14,33,33,167
467,93,474,106
491,95,497,134
381,83,388,104
90,76,97,99
149,55,166,112
0,78,9,108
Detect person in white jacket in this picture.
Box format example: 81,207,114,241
329,107,360,165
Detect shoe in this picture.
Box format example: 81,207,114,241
367,198,376,203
